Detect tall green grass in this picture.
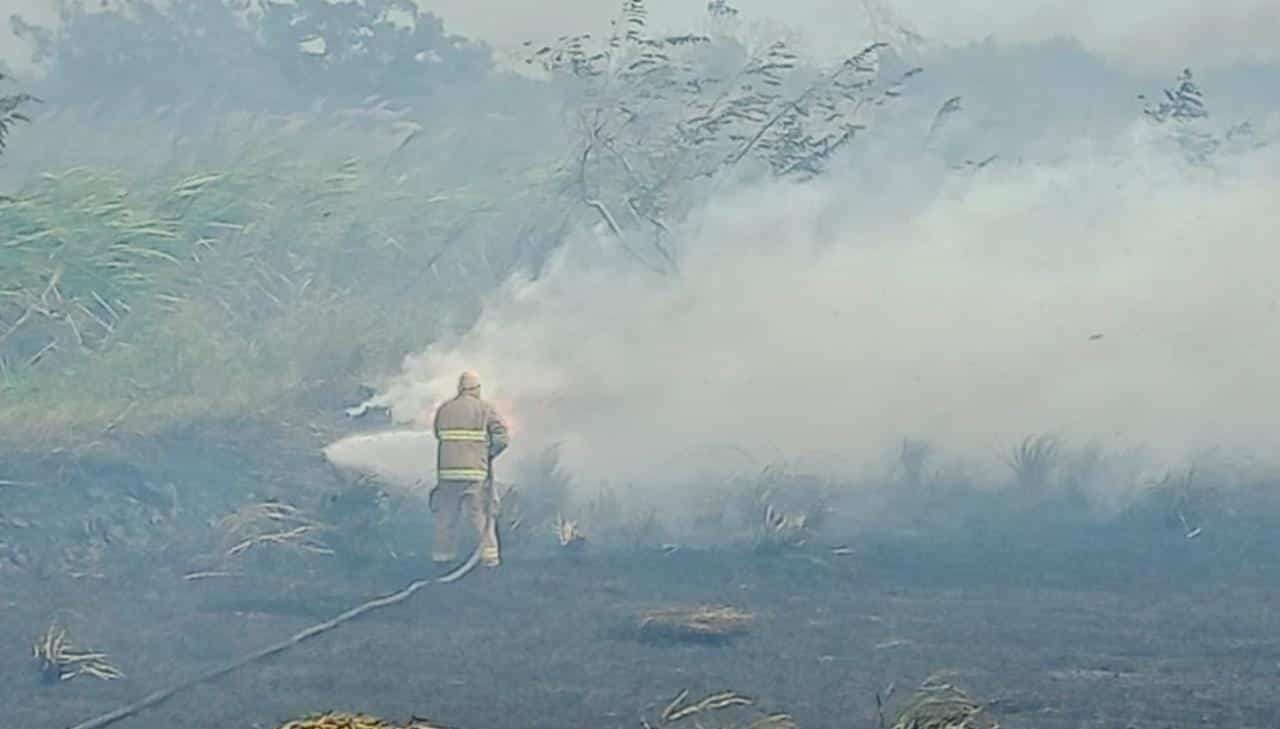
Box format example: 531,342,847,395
0,150,540,445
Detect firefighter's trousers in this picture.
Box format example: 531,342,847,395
430,478,499,566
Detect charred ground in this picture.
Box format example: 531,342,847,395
3,419,1279,729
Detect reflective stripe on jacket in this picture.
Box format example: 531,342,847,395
433,393,510,482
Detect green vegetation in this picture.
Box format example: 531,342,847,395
0,72,39,155
0,0,915,447
10,0,490,113
0,0,558,447
0,144,556,444
526,0,918,273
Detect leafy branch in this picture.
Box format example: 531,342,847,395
0,73,41,157
1138,67,1261,164
1141,68,1207,124
525,0,919,274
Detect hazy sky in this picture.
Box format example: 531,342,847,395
419,0,1280,73
3,0,1280,73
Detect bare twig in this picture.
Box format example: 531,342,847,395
181,570,242,581
0,269,63,346
25,339,58,369
102,401,137,435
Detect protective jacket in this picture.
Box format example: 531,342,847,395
433,392,510,482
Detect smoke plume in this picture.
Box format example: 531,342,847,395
330,115,1280,510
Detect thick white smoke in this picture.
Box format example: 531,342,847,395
330,116,1280,511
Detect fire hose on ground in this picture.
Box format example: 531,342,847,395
64,484,499,729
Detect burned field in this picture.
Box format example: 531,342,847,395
5,520,1279,729
3,420,1276,729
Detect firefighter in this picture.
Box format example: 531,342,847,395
430,370,510,568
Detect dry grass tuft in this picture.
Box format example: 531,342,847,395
890,677,997,729
637,604,754,643
555,513,586,550
185,499,334,579
276,713,456,729
32,618,124,683
645,688,797,729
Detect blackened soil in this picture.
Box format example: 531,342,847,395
6,531,1280,729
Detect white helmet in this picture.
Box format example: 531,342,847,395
457,370,482,394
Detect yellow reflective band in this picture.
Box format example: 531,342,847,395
438,468,489,481
438,429,488,442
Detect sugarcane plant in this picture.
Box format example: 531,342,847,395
1139,67,1261,164
0,72,40,158
524,0,919,274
